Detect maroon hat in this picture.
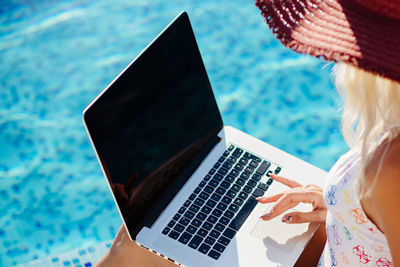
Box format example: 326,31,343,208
255,0,400,82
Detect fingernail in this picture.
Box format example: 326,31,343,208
281,215,292,223
261,213,271,220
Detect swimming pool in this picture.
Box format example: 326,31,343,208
0,0,347,265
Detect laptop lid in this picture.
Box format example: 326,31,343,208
83,11,224,240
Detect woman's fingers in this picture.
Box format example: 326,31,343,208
281,210,327,224
257,192,284,203
260,190,322,221
270,174,302,188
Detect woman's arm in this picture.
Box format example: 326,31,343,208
294,224,326,267
95,225,176,267
366,137,400,266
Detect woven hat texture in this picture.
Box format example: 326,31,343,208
255,0,400,82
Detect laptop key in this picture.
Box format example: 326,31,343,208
226,190,236,198
275,166,281,174
225,175,235,183
229,197,258,231
168,220,175,228
223,150,230,157
223,228,236,239
178,232,193,245
174,224,185,233
258,183,268,191
267,177,273,184
213,173,223,181
187,225,197,234
216,187,226,195
206,199,217,208
234,198,244,206
192,219,202,227
183,200,191,207
213,243,226,253
240,172,250,180
247,180,257,187
198,228,208,237
210,230,221,239
256,161,271,175
222,162,233,169
209,168,216,175
214,162,221,169
218,236,230,246
208,250,221,260
199,181,207,187
205,236,216,246
184,211,195,220
218,156,225,163
229,204,239,212
252,188,264,198
201,206,212,214
231,184,241,192
203,222,213,230
196,212,207,221
243,185,252,193
212,209,223,217
207,215,218,224
221,196,232,205
224,210,234,219
211,193,222,202
239,158,248,165
204,186,214,194
232,148,243,158
188,235,203,249
217,168,228,175
179,217,190,226
168,230,180,240
162,227,170,235
244,166,254,174
230,169,239,177
204,174,211,181
227,156,237,164
173,214,181,221
209,179,219,188
194,187,201,194
198,244,211,254
252,173,262,181
220,181,230,189
189,194,196,201
239,192,248,199
195,198,205,206
219,216,230,225
228,144,235,151
234,163,244,171
236,178,245,186
215,223,225,232
178,207,186,214
217,202,228,210
189,204,200,213
249,160,259,168
199,192,210,200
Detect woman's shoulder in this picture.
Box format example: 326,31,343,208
365,133,400,198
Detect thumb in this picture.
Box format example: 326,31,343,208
281,210,326,224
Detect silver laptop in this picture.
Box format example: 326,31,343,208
83,11,327,267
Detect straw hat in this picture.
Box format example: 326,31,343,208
255,0,400,82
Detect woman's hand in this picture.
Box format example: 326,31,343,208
258,174,327,224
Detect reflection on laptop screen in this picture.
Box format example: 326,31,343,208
84,13,223,238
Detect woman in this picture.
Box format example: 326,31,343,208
97,0,400,266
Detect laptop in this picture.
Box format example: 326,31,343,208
83,11,327,267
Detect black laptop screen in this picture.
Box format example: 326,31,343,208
84,12,223,238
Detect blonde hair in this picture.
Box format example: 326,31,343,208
333,63,400,195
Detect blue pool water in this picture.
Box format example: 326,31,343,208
0,0,347,265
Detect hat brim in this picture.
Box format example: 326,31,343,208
255,0,400,82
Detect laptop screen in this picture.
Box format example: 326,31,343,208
83,12,223,238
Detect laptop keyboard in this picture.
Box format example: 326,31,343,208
161,144,281,260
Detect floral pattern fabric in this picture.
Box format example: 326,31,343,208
319,149,393,266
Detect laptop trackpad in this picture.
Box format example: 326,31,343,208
250,205,312,254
